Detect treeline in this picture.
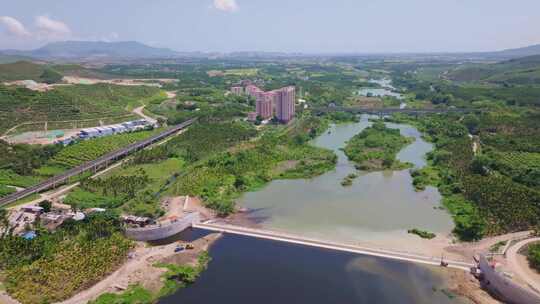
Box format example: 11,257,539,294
392,73,540,108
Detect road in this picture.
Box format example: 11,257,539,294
506,237,540,293
194,222,474,271
132,105,158,125
0,119,197,207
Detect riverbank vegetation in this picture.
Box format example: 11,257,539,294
0,212,133,304
407,228,436,239
344,121,413,171
171,114,337,215
528,243,540,273
89,251,211,304
389,109,540,241
341,173,358,187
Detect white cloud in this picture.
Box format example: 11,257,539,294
0,16,31,37
35,15,72,39
213,0,239,12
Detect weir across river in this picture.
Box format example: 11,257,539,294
193,222,474,271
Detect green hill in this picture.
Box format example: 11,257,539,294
447,55,540,85
0,61,62,84
0,83,163,134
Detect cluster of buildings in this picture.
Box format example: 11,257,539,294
7,204,93,237
58,119,155,145
231,81,296,123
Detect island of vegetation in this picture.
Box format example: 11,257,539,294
344,121,413,171
407,228,436,239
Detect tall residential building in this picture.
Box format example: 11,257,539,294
256,91,275,119
246,85,263,99
230,86,244,95
276,86,296,123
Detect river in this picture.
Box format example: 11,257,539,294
238,116,454,247
159,117,466,303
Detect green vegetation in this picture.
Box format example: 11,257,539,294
527,243,540,273
171,115,336,215
0,140,62,197
447,55,540,85
0,212,133,304
43,129,159,172
0,61,62,84
344,121,413,170
341,173,358,187
0,83,162,133
167,122,257,162
390,109,540,240
489,241,507,253
89,252,211,304
407,228,436,239
410,166,439,191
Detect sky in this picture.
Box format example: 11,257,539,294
1,0,539,53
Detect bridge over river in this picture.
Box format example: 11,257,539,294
193,222,474,271
313,106,474,116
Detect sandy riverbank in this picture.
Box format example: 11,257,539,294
58,232,222,304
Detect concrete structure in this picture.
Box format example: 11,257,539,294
247,112,257,122
238,82,296,123
125,212,200,241
276,86,296,123
230,86,244,95
77,119,152,141
246,85,263,99
194,222,473,271
256,91,276,119
477,255,540,304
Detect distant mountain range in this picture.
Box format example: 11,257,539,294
1,41,540,61
0,41,182,60
481,44,540,59
446,54,540,84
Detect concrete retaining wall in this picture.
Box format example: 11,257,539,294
478,255,540,304
125,212,200,241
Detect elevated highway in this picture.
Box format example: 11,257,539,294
0,119,197,207
194,222,474,271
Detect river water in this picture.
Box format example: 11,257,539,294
159,117,466,304
238,116,454,246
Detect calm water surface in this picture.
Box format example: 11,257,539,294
238,116,454,245
160,117,462,304
159,234,468,304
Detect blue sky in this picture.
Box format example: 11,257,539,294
1,0,539,53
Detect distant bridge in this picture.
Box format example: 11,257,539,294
314,106,472,115
194,222,474,271
0,119,197,207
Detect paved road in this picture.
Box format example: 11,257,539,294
194,222,474,271
0,119,196,207
506,237,540,293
